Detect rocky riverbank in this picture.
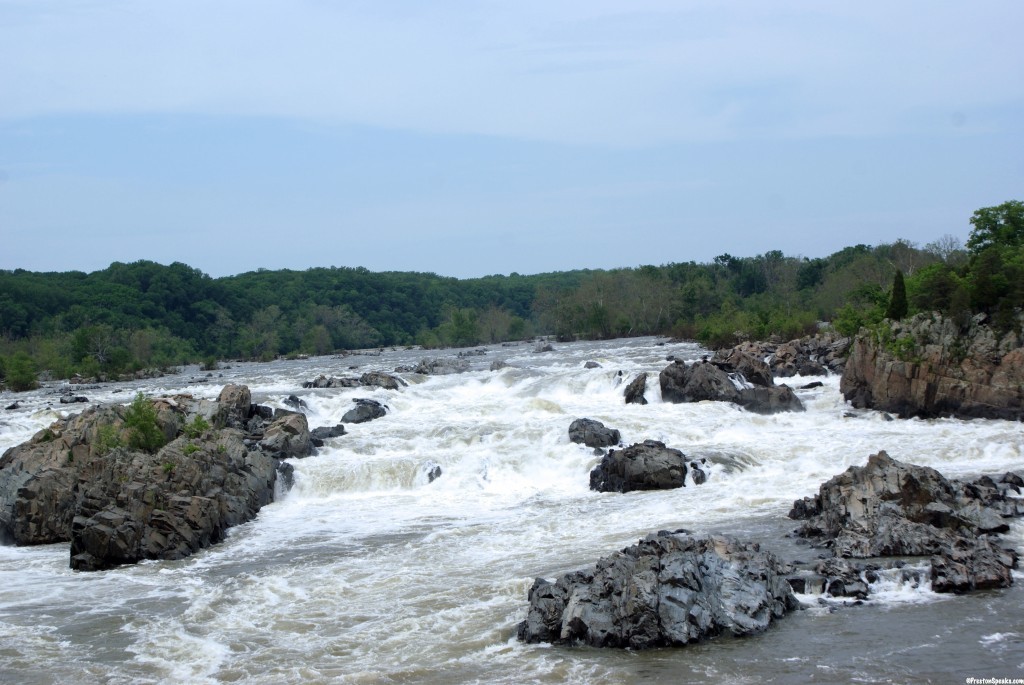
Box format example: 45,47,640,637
840,312,1024,420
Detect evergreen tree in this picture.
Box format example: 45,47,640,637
886,270,908,321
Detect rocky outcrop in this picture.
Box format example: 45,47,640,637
568,418,621,449
717,350,773,387
589,440,690,493
69,428,278,571
342,398,388,424
623,373,648,405
359,371,405,390
840,312,1024,420
517,532,798,648
413,358,470,375
659,360,804,414
789,451,1023,593
0,386,302,571
304,375,360,389
259,412,312,458
304,371,406,390
719,333,849,378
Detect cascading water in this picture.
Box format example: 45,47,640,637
1,337,1022,684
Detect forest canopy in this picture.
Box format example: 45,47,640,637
2,201,1021,389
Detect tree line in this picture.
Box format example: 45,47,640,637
2,201,1021,391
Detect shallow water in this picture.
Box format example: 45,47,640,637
1,337,1023,684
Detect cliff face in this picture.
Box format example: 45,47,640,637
840,312,1024,420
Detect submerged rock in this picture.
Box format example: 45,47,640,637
517,532,798,648
589,440,688,493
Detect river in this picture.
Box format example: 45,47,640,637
1,337,1023,684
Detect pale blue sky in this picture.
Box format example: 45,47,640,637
1,1,1022,278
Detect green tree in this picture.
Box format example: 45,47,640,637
967,200,1024,254
123,392,166,453
885,270,908,320
5,352,38,391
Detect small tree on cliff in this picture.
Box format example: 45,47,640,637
886,270,908,321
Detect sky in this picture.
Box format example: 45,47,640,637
1,1,1022,280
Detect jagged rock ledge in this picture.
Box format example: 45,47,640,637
840,312,1024,420
789,450,1024,593
518,532,798,648
0,384,308,571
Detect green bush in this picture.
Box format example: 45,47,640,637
184,415,211,439
94,423,124,456
124,392,166,454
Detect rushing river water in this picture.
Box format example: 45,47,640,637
1,337,1023,684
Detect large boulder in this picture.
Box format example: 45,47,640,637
589,440,688,493
260,412,312,458
359,371,406,390
789,451,1022,593
623,373,648,405
718,350,773,387
659,360,803,414
568,418,621,449
659,360,740,404
517,532,799,648
215,384,252,427
840,312,1024,420
737,385,805,414
342,398,388,424
0,386,297,571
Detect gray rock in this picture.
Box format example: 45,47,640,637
359,372,405,390
413,358,470,375
623,373,648,405
737,384,805,414
310,424,347,442
659,360,741,405
0,385,295,571
568,418,621,449
342,398,388,424
790,451,1023,593
517,533,798,648
260,411,313,459
589,440,687,493
659,360,803,414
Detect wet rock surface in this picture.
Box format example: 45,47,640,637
517,532,798,648
589,440,690,493
789,451,1023,593
659,359,803,414
568,418,621,449
0,385,303,571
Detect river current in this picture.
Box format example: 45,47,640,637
1,337,1023,684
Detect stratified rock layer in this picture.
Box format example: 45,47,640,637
840,312,1024,419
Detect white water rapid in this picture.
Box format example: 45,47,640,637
1,337,1023,684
